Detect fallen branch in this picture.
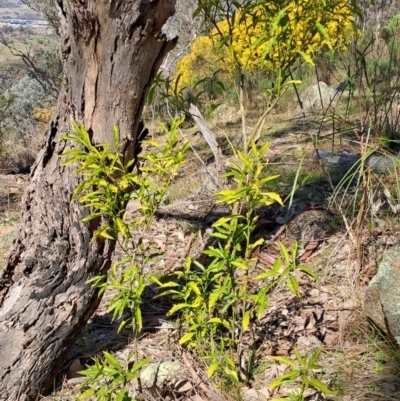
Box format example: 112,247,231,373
189,104,226,188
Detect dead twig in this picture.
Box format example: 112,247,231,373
183,232,195,258
189,104,227,188
268,224,287,244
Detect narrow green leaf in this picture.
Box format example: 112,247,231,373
99,230,115,240
270,7,289,34
79,389,96,399
224,354,236,368
287,275,299,296
315,21,332,48
179,331,195,345
207,362,220,378
269,370,300,388
297,50,314,66
243,311,251,331
299,264,318,280
309,378,337,395
103,351,120,369
208,318,231,330
223,367,239,382
231,259,249,270
135,308,143,332
271,356,297,367
129,358,150,375
278,242,290,264
262,191,283,205
213,216,235,226
249,238,264,250
212,232,229,240
188,281,201,295
167,303,191,316
293,348,303,364
309,348,322,366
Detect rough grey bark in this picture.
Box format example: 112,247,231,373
0,1,176,399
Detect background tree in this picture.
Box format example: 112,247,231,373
22,0,60,36
0,0,176,399
0,23,62,172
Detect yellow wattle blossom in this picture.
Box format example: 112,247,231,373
175,0,358,89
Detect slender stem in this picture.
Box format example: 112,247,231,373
239,71,248,154
237,208,253,367
250,88,287,143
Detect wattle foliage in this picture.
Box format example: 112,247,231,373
175,0,358,88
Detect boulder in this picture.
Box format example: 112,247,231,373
365,246,400,346
313,150,397,173
297,81,347,114
140,361,184,389
313,150,360,168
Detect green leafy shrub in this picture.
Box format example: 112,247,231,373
153,142,317,385
62,124,332,399
61,118,189,399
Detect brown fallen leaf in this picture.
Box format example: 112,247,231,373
172,230,186,242
67,359,83,380
153,234,167,250
305,240,321,250
275,348,291,356
341,365,353,376
308,288,320,298
298,240,321,261
242,388,269,401
298,249,313,261
323,332,339,346
183,232,195,257
344,344,368,355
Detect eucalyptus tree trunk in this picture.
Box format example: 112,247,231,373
0,1,176,399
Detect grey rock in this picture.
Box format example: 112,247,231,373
365,246,400,346
365,154,396,173
140,361,183,389
297,81,345,114
313,150,397,173
313,150,360,167
67,377,85,386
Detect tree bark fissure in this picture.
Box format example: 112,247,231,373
0,1,176,399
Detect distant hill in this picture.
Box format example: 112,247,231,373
0,0,39,20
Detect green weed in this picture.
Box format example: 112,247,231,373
62,124,334,399
153,142,317,385
61,118,188,399
270,348,337,401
